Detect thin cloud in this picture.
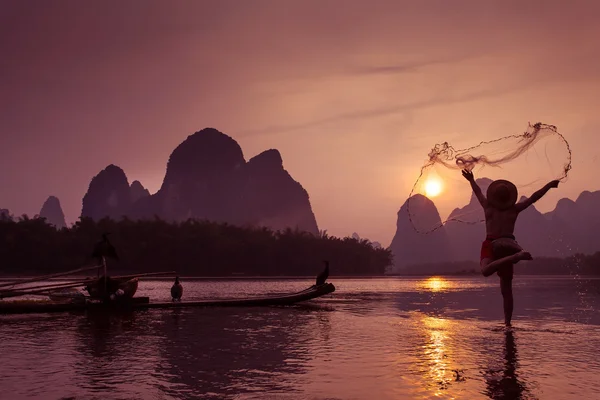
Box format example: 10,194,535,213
240,56,600,139
347,52,483,77
239,84,522,138
263,52,482,87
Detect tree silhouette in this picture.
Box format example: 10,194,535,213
0,216,393,276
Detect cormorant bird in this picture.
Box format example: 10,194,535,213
92,232,119,265
171,277,183,302
316,260,329,286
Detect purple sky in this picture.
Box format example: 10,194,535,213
1,0,600,244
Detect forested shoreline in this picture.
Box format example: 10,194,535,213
3,215,598,278
0,216,392,276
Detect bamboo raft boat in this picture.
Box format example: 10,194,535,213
0,234,336,315
0,260,336,315
0,283,335,315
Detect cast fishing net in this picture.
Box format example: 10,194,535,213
407,122,572,233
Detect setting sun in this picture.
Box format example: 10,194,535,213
424,178,443,198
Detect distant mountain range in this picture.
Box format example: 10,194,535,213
390,178,600,270
2,128,597,271
81,128,319,234
1,128,319,235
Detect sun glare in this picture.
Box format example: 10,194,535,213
418,277,453,292
424,178,443,198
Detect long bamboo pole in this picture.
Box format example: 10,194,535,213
110,271,177,280
1,271,176,295
0,270,177,299
0,279,91,295
0,265,100,289
102,257,107,294
0,281,88,299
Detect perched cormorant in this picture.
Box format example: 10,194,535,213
92,233,119,265
316,260,329,286
171,277,183,302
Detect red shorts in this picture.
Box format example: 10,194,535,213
481,237,514,279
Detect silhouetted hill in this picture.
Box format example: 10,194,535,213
129,181,150,203
81,164,133,220
544,190,600,254
390,194,452,269
39,196,66,229
149,127,246,223
101,128,318,234
513,195,571,257
518,190,600,257
241,149,318,233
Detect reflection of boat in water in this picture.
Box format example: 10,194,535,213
0,283,336,315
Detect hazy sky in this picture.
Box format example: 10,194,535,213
2,0,600,244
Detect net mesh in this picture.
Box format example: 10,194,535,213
407,123,572,234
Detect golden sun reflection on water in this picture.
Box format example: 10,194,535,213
420,316,453,397
417,277,454,292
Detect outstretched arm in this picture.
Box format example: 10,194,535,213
462,169,487,207
516,180,560,212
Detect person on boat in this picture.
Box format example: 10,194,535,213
85,275,120,301
171,277,183,302
462,169,559,326
92,233,119,266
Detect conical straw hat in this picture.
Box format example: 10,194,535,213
486,179,518,210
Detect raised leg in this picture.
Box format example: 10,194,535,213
500,277,513,326
481,251,532,277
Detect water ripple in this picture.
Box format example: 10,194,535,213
0,276,598,399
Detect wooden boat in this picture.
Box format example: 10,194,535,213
0,282,336,315
146,282,335,309
0,257,336,315
48,288,86,303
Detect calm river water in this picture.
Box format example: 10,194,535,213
0,276,599,400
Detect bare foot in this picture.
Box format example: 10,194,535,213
514,251,533,261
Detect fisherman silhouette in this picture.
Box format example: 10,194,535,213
463,169,559,325
90,232,119,296
92,233,119,265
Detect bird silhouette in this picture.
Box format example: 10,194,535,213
316,260,329,286
171,277,183,302
91,233,119,265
